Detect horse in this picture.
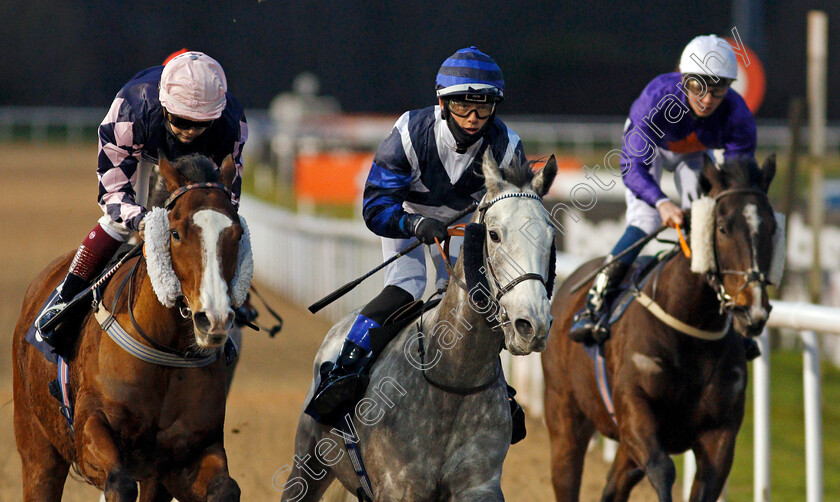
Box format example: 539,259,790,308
541,154,779,502
13,152,253,501
280,151,557,501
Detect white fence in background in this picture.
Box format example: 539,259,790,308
239,197,835,502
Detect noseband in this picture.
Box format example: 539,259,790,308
707,187,773,314
477,192,551,301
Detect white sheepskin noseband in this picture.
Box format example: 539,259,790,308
144,207,254,308
769,212,786,286
690,196,717,274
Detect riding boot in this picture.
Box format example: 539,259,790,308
305,314,379,421
568,257,629,345
35,223,122,347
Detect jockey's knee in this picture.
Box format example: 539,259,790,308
97,215,132,242
361,285,415,325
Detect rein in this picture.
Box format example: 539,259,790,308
416,306,502,395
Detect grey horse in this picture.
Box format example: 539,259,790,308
280,151,557,501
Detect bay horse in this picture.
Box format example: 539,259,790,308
542,155,779,502
280,151,557,501
13,153,253,501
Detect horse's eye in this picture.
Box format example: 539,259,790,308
717,224,727,235
489,230,501,242
171,229,181,242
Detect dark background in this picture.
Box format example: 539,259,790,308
1,0,838,120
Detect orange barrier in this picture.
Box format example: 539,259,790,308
295,152,374,205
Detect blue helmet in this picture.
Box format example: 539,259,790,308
435,46,504,101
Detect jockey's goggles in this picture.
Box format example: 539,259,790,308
165,110,214,130
446,98,496,119
683,75,732,99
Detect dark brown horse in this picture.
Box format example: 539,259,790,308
542,155,778,502
13,153,251,501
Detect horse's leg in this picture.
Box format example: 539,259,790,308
280,421,337,502
165,444,240,501
545,385,595,502
76,416,137,501
14,373,68,501
600,443,645,502
615,397,675,502
14,410,70,502
687,427,738,502
138,481,173,502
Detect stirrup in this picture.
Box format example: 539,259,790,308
34,295,67,345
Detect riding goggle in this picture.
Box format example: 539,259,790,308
165,111,214,130
446,99,496,119
683,76,731,99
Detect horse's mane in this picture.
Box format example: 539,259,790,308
717,156,762,189
172,154,220,183
499,156,537,190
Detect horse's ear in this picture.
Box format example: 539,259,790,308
220,154,237,190
699,154,723,194
760,153,776,193
532,155,558,198
158,149,184,193
481,149,504,195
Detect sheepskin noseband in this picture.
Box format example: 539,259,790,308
144,207,253,308
689,196,717,274
769,212,786,285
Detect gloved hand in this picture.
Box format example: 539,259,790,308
410,216,448,245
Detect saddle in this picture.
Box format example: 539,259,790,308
605,251,675,327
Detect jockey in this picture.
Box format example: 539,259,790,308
306,46,527,418
568,35,757,345
34,51,248,345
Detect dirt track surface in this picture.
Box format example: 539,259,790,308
0,143,661,501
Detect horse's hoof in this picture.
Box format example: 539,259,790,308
744,338,761,360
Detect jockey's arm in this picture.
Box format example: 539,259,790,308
721,98,757,161
228,111,249,208
620,119,669,209
96,98,146,232
361,124,414,239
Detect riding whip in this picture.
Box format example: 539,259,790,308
568,224,668,294
307,202,478,314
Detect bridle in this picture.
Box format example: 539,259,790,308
418,190,552,395
706,187,774,316
476,192,552,300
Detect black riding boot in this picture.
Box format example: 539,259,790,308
568,258,629,345
305,339,372,421
34,273,89,347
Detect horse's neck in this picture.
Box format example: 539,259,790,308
653,253,728,331
422,276,503,388
127,264,190,350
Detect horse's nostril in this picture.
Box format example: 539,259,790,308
515,319,534,338
193,311,211,332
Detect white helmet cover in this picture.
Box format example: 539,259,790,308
679,35,739,80
159,51,228,121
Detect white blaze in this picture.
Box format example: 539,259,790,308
193,210,233,316
742,204,766,318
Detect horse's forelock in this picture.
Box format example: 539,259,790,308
499,157,536,190
171,154,220,184
718,157,762,190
